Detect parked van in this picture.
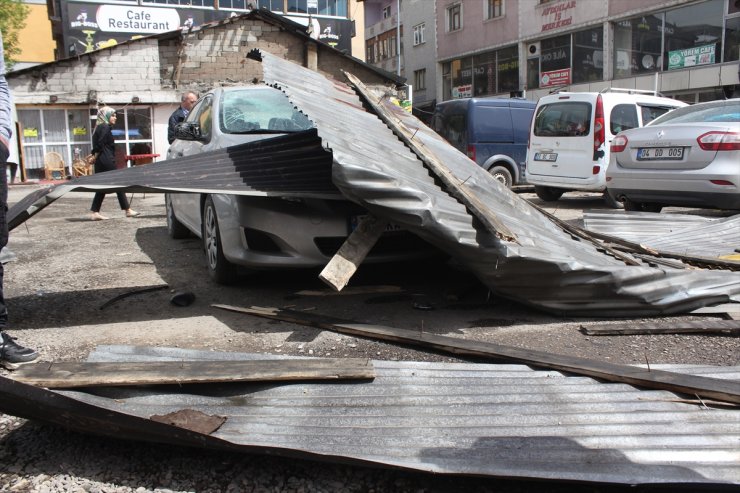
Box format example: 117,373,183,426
525,89,687,207
431,98,536,188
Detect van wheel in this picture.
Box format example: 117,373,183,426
202,196,238,284
534,186,564,202
603,190,623,209
488,165,513,189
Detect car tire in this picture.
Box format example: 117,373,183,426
534,186,564,202
202,196,238,284
488,165,513,189
622,198,642,211
603,190,623,209
166,193,190,239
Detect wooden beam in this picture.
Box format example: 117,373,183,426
580,320,740,336
12,358,375,389
319,215,388,292
213,304,740,405
343,71,517,243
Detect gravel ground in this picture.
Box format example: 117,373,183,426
0,184,738,493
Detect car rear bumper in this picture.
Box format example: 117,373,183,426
524,170,606,192
607,180,740,210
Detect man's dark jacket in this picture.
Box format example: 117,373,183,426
168,107,188,144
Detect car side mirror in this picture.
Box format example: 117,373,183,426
174,122,202,141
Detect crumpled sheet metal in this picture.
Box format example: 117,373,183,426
5,345,738,486
583,211,740,258
254,50,740,316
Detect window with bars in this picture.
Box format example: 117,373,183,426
414,69,426,90
486,0,503,19
447,3,462,32
413,23,426,46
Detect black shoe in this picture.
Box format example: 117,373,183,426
0,331,39,363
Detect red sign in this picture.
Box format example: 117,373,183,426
540,68,571,88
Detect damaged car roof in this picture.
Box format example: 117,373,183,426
8,50,740,316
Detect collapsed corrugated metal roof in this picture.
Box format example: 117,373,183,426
583,211,740,258
8,51,740,316
2,346,737,486
249,49,740,316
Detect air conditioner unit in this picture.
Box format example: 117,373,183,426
528,42,540,57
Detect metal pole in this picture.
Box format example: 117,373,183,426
397,0,401,76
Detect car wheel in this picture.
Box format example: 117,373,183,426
534,186,564,202
166,193,190,239
602,190,623,209
488,165,513,189
202,196,238,284
622,198,642,211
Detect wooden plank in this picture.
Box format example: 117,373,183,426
12,358,375,389
580,320,740,336
213,304,740,405
319,215,388,292
343,71,517,243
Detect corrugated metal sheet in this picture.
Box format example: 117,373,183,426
583,211,740,258
4,345,737,486
8,52,740,315
252,50,740,316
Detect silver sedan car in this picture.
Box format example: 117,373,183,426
606,98,740,212
166,86,430,283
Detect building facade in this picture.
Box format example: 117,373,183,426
5,10,397,180
435,0,740,104
362,0,437,119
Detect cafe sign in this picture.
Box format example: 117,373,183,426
540,68,571,88
668,44,715,70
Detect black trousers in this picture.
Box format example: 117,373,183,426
0,143,9,330
91,191,130,212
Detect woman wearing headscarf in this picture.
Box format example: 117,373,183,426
89,106,139,220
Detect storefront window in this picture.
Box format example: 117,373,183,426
613,14,663,78
540,34,571,87
726,16,740,63
497,46,519,93
111,106,155,169
664,0,723,70
18,108,93,179
473,52,496,97
572,27,603,83
287,0,346,16
452,58,472,98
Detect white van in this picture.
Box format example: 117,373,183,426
525,89,687,207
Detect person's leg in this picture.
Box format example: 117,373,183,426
0,148,37,363
90,193,108,220
117,192,139,217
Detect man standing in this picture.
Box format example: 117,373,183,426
167,91,198,144
0,30,38,364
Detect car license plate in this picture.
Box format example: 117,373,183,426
636,147,684,161
350,215,403,233
534,152,558,162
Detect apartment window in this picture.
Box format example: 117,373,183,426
413,23,426,46
382,5,391,18
486,0,503,20
414,69,426,90
447,3,462,32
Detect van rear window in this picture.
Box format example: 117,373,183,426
533,102,591,137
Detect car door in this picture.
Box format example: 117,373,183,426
528,95,594,180
167,94,215,234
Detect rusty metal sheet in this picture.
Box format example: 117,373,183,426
1,346,737,486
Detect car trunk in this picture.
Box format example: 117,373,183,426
617,124,723,170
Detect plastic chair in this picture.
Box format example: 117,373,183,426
44,152,67,180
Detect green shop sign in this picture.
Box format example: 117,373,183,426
668,44,715,70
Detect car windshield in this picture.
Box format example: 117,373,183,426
647,100,740,126
220,88,314,134
533,102,591,137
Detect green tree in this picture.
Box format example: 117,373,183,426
0,0,30,69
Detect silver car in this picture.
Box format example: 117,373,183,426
166,86,430,283
606,99,740,212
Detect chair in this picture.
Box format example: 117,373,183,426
44,152,67,180
72,158,93,177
